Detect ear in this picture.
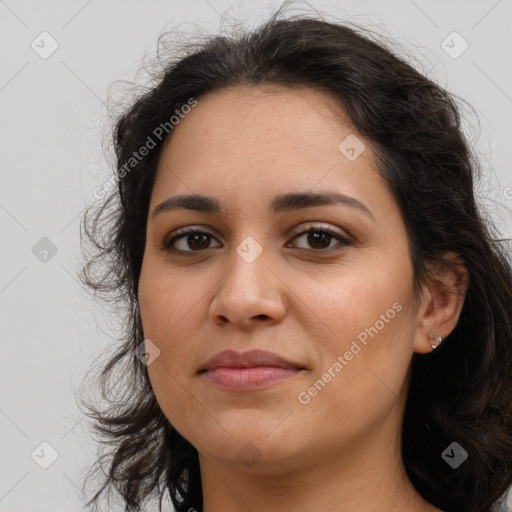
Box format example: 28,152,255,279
414,252,469,354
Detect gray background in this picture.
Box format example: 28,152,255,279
1,0,511,511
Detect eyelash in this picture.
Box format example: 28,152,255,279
161,223,353,256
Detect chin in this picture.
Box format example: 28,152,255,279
184,410,303,463
197,433,307,474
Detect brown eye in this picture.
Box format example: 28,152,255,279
288,227,351,253
306,231,332,250
163,229,222,253
186,233,211,250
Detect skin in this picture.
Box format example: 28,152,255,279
138,85,468,512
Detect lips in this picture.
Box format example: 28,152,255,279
200,349,304,371
199,349,305,391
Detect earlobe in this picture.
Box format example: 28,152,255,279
413,252,469,354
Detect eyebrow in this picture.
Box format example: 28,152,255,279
152,191,375,221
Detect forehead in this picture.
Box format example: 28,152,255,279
152,85,387,207
161,85,358,161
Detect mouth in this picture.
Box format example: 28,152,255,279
199,349,306,391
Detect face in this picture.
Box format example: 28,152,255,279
138,85,422,474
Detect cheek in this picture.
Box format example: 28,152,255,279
291,281,414,453
301,256,415,400
139,269,210,439
138,262,205,341
309,261,411,345
138,262,207,398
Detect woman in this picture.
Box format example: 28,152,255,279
79,9,512,512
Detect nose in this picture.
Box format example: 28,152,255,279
209,246,287,330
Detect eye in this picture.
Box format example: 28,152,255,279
162,223,352,256
287,223,352,253
162,228,222,254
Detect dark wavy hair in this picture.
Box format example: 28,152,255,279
78,8,512,512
